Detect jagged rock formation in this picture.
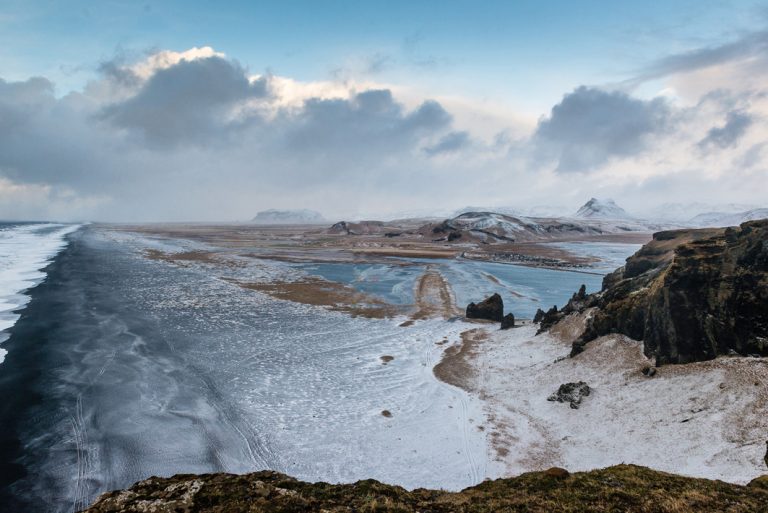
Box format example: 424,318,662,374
500,313,515,330
534,284,590,334
466,293,504,322
545,220,768,365
81,465,768,512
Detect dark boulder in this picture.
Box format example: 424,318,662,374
547,382,591,409
466,293,504,322
501,313,515,330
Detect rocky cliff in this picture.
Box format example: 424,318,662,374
81,465,768,513
564,220,768,364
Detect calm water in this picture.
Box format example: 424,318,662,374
294,245,638,318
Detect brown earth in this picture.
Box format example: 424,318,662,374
433,329,488,393
233,278,402,319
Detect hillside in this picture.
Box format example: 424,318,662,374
82,465,768,512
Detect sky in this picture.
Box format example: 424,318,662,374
1,0,767,221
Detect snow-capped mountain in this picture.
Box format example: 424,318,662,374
687,208,768,228
252,209,326,224
451,206,526,218
640,202,759,223
574,198,633,220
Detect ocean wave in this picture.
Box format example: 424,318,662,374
0,223,81,363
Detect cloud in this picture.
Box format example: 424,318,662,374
423,131,470,156
630,30,768,86
101,55,269,146
0,76,55,135
698,110,753,149
0,49,467,220
533,86,671,173
0,175,107,221
1,45,766,222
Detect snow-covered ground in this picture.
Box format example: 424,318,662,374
28,226,760,513
466,320,768,484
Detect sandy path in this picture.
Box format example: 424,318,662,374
411,268,462,320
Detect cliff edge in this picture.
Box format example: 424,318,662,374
82,465,768,513
551,219,768,364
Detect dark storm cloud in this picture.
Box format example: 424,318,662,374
629,30,768,85
533,86,671,173
423,131,470,156
97,59,142,89
282,90,451,159
0,52,463,220
698,110,753,150
101,56,269,146
0,77,55,135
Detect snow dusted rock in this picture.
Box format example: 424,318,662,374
466,293,504,322
547,382,591,409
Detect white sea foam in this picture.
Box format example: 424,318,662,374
0,223,80,363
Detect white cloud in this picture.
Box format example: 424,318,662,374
0,44,766,222
0,176,108,221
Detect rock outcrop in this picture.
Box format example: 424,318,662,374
82,465,768,512
501,313,515,330
466,293,504,322
546,220,768,365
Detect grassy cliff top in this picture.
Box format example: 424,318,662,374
83,464,768,513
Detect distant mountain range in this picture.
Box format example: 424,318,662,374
639,202,759,223
323,198,768,232
687,208,768,228
252,209,325,224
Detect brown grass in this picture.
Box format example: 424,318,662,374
234,278,402,319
